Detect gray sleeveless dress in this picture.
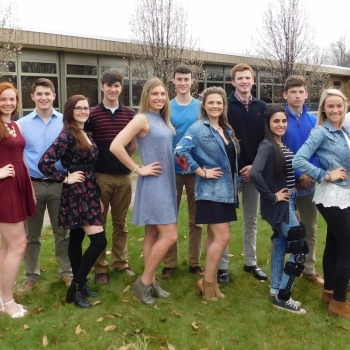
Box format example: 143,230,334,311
132,111,177,226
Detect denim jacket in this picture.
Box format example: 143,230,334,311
293,120,350,186
174,119,238,203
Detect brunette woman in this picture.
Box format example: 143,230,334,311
110,78,178,304
175,86,239,301
250,105,307,314
0,82,35,318
38,95,107,308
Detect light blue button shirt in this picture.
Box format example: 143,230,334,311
17,109,64,178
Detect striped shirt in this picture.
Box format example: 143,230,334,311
279,144,295,190
85,103,135,175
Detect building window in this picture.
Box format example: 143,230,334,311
333,81,341,89
66,78,98,107
67,64,97,76
21,62,57,74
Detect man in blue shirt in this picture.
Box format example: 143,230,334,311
161,65,204,279
282,75,323,285
17,78,72,294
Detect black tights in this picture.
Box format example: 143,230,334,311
317,204,350,302
68,228,107,284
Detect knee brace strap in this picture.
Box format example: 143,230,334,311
284,261,304,278
286,224,309,257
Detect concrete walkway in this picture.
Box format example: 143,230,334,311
43,180,137,227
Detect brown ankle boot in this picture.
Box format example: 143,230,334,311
196,278,204,296
203,279,218,302
328,299,350,320
214,281,225,299
321,291,334,304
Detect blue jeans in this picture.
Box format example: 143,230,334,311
270,191,302,295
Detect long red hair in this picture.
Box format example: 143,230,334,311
0,82,19,141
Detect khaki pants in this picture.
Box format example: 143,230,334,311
163,174,203,268
24,181,71,281
296,191,318,275
94,173,132,273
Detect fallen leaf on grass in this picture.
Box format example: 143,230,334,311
119,345,133,350
194,312,204,317
92,300,101,306
228,254,234,257
206,325,209,335
116,313,123,317
97,317,104,322
171,309,182,318
134,327,145,334
23,324,30,330
138,237,144,241
191,321,200,330
139,253,143,258
42,335,48,347
337,325,350,331
106,250,111,255
183,236,187,239
105,315,115,319
40,268,46,272
104,325,117,332
154,305,158,309
75,325,81,335
122,285,130,293
168,345,176,350
31,307,44,314
222,347,225,350
201,301,208,305
133,296,141,303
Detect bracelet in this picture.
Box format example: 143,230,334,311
327,171,332,182
203,169,207,179
132,165,139,174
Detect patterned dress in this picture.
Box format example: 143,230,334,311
38,130,102,229
0,121,36,223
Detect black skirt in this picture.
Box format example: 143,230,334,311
195,200,237,224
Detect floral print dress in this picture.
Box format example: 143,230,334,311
38,130,102,229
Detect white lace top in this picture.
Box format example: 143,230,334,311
313,181,350,209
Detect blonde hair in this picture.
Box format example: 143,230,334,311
139,78,175,134
317,89,348,127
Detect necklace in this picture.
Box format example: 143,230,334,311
5,122,17,137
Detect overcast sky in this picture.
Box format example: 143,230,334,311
14,0,350,55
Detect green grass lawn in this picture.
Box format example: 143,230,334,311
2,198,350,349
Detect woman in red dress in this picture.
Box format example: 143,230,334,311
0,82,36,318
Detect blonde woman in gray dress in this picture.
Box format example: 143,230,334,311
110,78,178,304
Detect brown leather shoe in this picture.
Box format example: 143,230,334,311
329,299,350,320
189,265,205,276
302,273,324,284
94,273,109,285
161,267,174,279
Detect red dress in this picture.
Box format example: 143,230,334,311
0,121,36,223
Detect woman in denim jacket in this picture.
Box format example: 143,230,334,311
175,87,239,301
293,89,350,320
251,105,307,314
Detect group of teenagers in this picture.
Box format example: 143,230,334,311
1,64,350,322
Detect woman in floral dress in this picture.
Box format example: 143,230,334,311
39,95,106,308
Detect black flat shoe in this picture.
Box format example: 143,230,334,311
243,265,268,281
217,269,231,284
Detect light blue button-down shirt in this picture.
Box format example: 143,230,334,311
17,109,64,178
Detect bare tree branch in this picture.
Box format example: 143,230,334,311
252,0,328,100
0,0,22,77
327,33,350,67
128,0,203,98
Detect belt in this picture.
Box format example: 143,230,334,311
68,164,95,172
30,177,58,183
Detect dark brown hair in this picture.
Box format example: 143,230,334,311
173,64,192,78
63,95,91,151
0,82,19,140
284,75,307,92
101,69,123,85
32,78,55,93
